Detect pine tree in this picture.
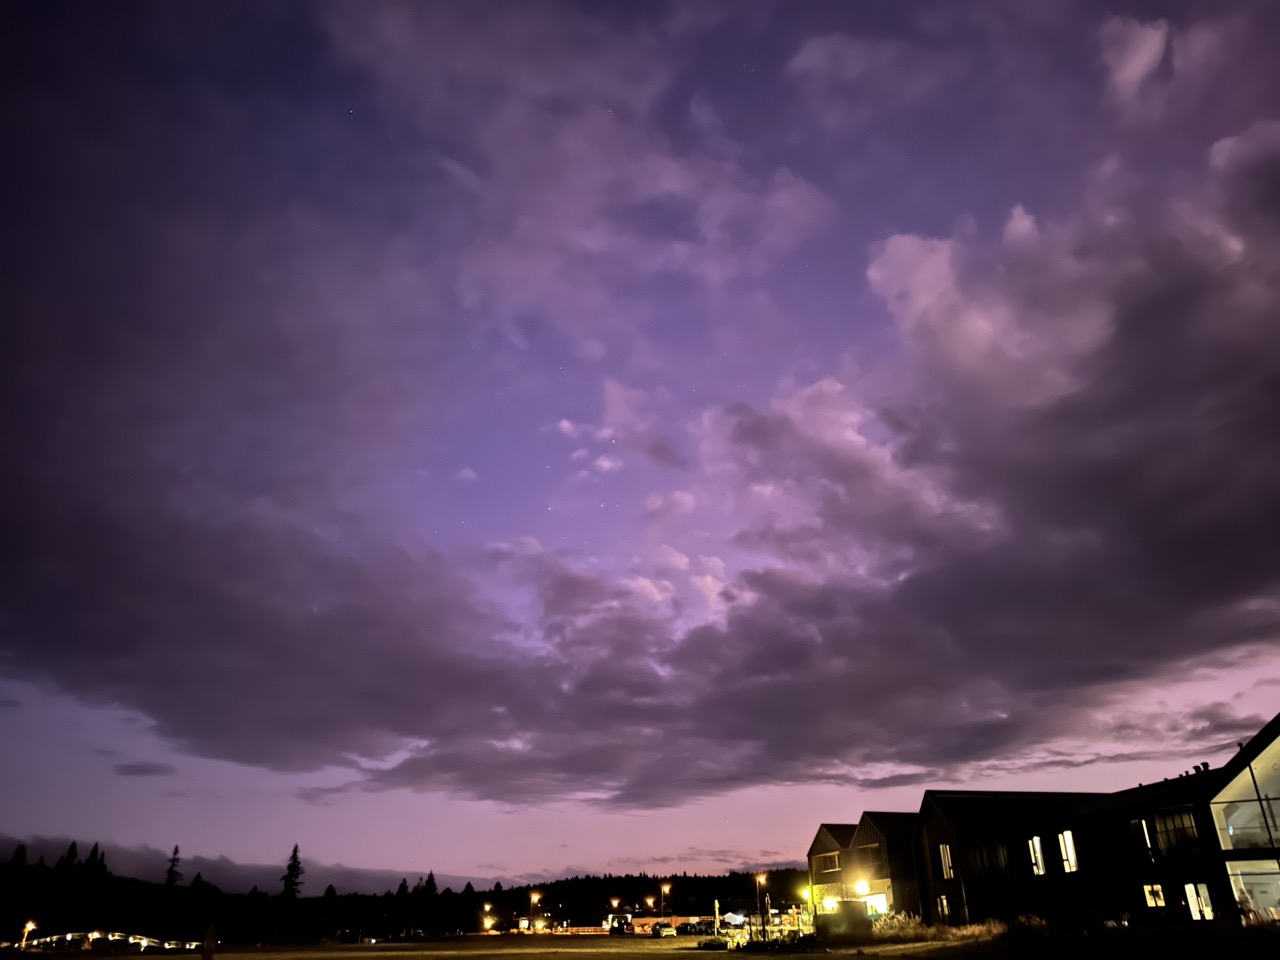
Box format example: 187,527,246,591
280,844,304,898
424,871,438,897
396,878,410,897
323,884,337,898
165,846,183,886
9,843,27,868
55,841,79,871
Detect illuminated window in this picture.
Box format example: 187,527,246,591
816,852,840,873
1185,883,1213,920
1028,836,1045,876
1143,884,1165,908
1058,830,1078,873
939,844,954,879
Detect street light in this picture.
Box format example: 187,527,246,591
645,896,655,912
801,888,811,932
755,875,767,941
529,892,540,933
661,884,671,919
22,921,37,949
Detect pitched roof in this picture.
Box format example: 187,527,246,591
855,811,918,846
808,823,857,856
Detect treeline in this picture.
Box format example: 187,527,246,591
0,842,806,944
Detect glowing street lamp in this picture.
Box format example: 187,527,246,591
22,921,37,949
529,892,541,933
610,899,620,909
645,896,655,912
755,875,767,941
660,884,671,919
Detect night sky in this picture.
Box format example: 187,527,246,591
4,0,1280,890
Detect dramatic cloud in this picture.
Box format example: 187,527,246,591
2,1,1279,873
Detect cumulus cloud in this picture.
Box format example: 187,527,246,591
4,1,1280,814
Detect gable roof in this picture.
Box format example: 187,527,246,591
808,822,857,857
855,811,918,847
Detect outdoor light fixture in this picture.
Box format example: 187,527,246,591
529,892,540,933
661,883,671,918
854,880,870,896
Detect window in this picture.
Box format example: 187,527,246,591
856,842,884,877
1154,807,1199,854
937,895,950,920
1143,884,1165,908
1028,836,1046,876
939,843,954,879
1058,830,1078,873
1184,883,1213,920
816,852,840,873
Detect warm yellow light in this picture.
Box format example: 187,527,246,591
611,898,620,908
25,922,38,934
484,903,491,912
823,898,838,911
482,919,495,930
646,897,655,908
662,884,671,894
854,880,870,896
531,892,541,904
800,889,810,900
756,874,767,885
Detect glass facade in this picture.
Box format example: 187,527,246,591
1227,860,1280,923
1212,737,1280,851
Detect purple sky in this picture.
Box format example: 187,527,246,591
4,0,1280,891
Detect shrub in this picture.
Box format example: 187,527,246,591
869,912,1006,944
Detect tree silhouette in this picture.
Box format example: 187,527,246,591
165,845,183,886
280,844,305,898
55,841,79,871
9,843,27,867
424,871,438,897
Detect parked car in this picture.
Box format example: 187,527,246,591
652,923,676,938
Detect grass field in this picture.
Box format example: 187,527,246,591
205,937,967,960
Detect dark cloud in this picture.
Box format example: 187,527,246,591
2,0,1278,816
114,762,178,777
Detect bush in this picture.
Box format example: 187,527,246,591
697,937,729,949
869,912,1006,944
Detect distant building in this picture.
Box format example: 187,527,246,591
805,710,1280,927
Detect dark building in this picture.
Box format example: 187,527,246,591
805,710,1280,928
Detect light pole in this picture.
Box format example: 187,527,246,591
801,888,811,933
529,892,540,933
22,921,37,950
755,875,767,941
660,884,670,919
